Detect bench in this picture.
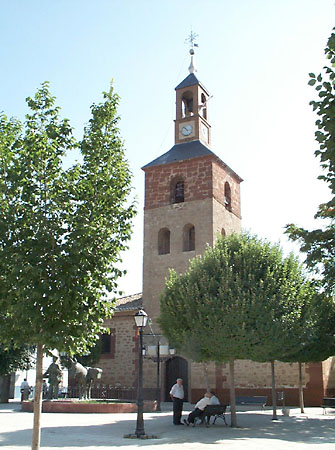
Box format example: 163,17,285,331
194,404,228,427
321,397,335,415
235,396,267,409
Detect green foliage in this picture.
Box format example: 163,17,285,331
0,344,34,376
281,292,335,363
0,82,136,356
75,339,103,367
159,233,321,364
286,28,335,294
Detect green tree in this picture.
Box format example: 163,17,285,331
279,293,335,413
159,233,317,426
0,344,34,403
286,28,335,294
0,82,135,450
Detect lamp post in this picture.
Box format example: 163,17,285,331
133,309,148,438
143,340,175,412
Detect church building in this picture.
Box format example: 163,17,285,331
97,45,335,406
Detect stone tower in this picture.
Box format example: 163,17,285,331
141,52,243,326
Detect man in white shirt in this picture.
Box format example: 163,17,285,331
20,379,30,402
184,392,212,425
169,378,184,425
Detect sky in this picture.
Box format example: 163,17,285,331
1,0,334,296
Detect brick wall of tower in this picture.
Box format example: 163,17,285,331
144,155,240,214
142,198,214,320
212,160,241,219
144,156,212,210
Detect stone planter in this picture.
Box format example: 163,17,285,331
21,400,155,413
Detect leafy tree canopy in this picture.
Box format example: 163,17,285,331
280,292,335,364
0,82,136,356
0,343,34,376
159,233,320,364
286,28,335,294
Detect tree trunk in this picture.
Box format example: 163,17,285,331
32,344,43,450
203,363,210,392
271,360,278,420
229,359,237,427
298,362,304,413
0,375,11,403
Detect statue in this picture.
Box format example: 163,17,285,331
43,356,62,400
63,356,103,399
86,367,103,399
69,359,87,399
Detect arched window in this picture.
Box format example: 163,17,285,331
183,224,195,252
158,228,170,255
173,181,184,204
201,93,207,120
181,91,194,117
224,182,232,211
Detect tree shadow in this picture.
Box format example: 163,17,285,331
0,410,335,447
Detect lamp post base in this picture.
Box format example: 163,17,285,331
124,434,159,439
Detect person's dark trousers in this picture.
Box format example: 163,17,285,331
188,407,203,424
173,397,183,424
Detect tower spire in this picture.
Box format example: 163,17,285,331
185,30,198,74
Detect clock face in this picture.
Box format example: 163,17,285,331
181,124,193,136
202,125,208,140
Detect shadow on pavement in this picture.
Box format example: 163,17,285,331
0,408,335,448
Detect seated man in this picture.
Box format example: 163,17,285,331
210,390,220,405
184,392,212,426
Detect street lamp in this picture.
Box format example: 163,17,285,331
144,342,175,412
133,309,148,438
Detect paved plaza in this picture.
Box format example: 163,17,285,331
0,401,335,450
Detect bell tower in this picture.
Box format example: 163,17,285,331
174,36,211,147
174,59,211,147
141,42,243,325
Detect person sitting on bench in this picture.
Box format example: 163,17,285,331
184,392,212,426
210,391,220,405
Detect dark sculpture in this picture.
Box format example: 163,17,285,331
43,356,63,400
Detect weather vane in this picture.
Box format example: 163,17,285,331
185,30,199,74
185,30,199,51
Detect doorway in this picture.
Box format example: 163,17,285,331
165,356,188,401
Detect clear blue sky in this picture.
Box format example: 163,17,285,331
1,0,334,295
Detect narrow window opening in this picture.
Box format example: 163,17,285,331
174,181,184,203
224,182,232,211
183,224,195,252
201,93,207,120
101,333,111,354
158,228,170,255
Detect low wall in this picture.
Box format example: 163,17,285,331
22,400,155,413
190,387,324,407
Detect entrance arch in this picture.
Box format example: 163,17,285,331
165,356,188,401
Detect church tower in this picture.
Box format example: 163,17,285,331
98,39,331,407
141,46,243,325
